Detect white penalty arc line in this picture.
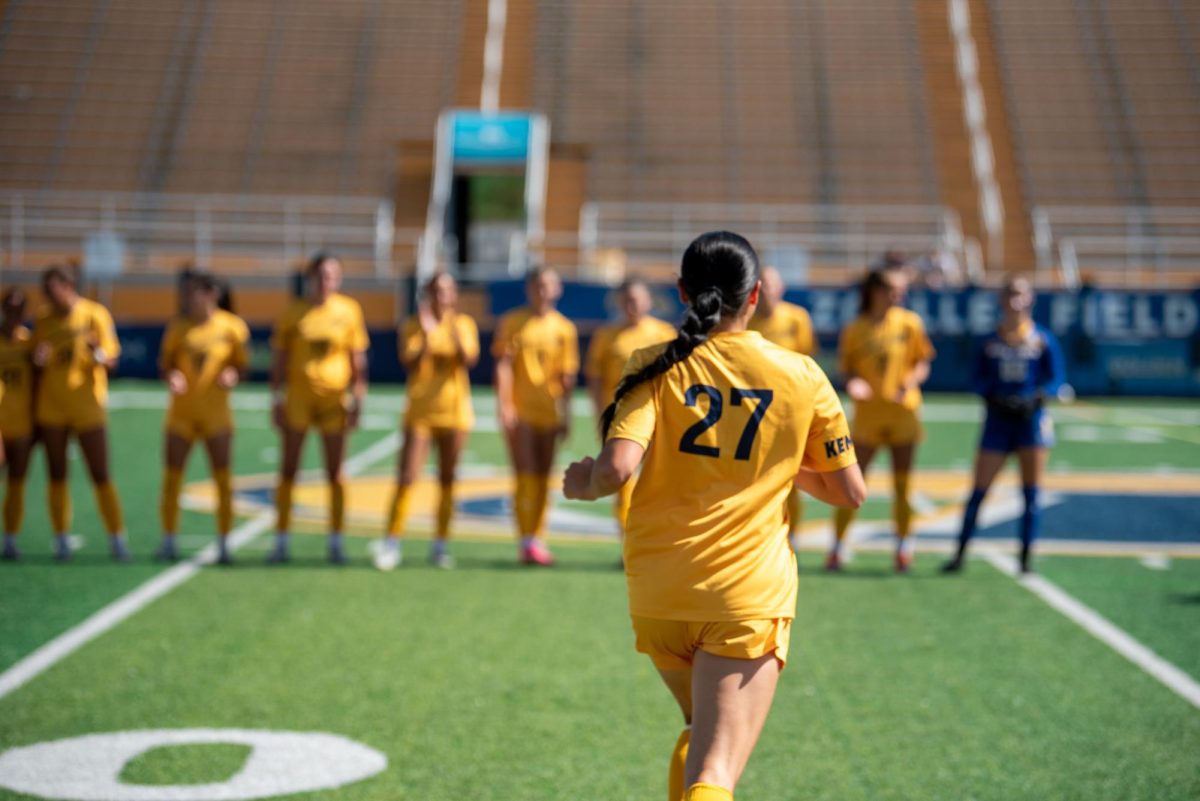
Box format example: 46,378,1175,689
0,432,401,703
982,552,1200,711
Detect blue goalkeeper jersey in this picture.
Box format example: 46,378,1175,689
973,322,1066,402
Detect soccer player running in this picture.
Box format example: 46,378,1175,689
493,267,579,566
1,289,34,561
31,266,129,561
377,273,479,571
156,273,250,564
563,232,865,801
826,267,935,573
748,266,817,553
269,254,369,565
943,276,1066,574
584,279,675,542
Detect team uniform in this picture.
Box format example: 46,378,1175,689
400,313,479,434
270,293,369,434
492,307,579,430
270,293,369,539
607,331,856,669
160,310,250,442
0,326,33,539
158,310,250,542
585,316,676,530
749,301,817,547
31,298,124,539
382,313,480,547
973,321,1065,453
492,307,579,541
838,307,935,446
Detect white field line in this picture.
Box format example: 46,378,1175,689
982,551,1200,711
0,432,400,703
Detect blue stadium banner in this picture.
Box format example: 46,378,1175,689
450,111,533,164
112,284,1200,397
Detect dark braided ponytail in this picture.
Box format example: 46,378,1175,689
599,231,760,439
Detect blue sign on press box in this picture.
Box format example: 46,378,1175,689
451,112,532,164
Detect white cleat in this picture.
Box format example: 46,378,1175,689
430,551,456,570
373,542,401,572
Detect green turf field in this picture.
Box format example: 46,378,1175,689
0,382,1197,800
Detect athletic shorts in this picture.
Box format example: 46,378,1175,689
851,404,923,447
980,408,1054,453
166,403,233,443
36,390,106,432
631,616,792,671
284,385,350,434
0,404,32,440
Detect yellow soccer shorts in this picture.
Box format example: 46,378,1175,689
36,391,107,432
284,385,349,434
165,403,234,443
631,616,793,671
851,403,924,447
0,403,33,440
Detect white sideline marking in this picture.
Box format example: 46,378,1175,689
982,552,1200,711
0,432,400,703
1139,553,1171,571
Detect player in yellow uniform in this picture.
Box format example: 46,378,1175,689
376,273,479,571
31,266,129,561
1,288,35,561
747,266,817,552
563,232,865,801
493,267,579,566
827,267,935,573
585,279,675,540
269,253,369,564
156,273,250,564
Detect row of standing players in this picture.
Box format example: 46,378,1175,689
0,255,1064,573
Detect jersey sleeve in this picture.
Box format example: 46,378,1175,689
158,321,180,373
94,304,121,359
399,319,423,364
802,367,857,472
561,318,580,378
605,346,662,447
908,314,935,365
491,312,514,360
229,316,251,370
349,301,369,353
457,315,480,364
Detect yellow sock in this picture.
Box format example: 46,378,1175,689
49,481,71,534
514,473,535,536
276,479,294,532
614,477,635,535
668,727,690,801
213,468,233,536
531,473,550,536
3,479,25,534
385,484,410,536
834,506,856,542
94,481,124,535
893,471,913,539
436,483,454,540
330,478,346,532
786,486,803,535
685,784,732,801
160,468,183,533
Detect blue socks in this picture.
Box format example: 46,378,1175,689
1020,485,1040,571
955,487,987,559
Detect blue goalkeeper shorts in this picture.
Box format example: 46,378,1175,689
980,408,1055,453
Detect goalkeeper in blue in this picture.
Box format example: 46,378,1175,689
943,276,1067,575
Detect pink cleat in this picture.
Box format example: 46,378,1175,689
521,540,556,567
894,551,912,574
824,551,843,572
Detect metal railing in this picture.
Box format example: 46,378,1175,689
0,190,413,277
1032,206,1200,288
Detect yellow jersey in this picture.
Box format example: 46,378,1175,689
159,310,250,413
401,312,479,431
32,298,120,406
748,301,816,355
586,316,677,406
270,293,369,395
608,330,857,621
492,307,579,428
838,307,935,412
0,326,33,426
